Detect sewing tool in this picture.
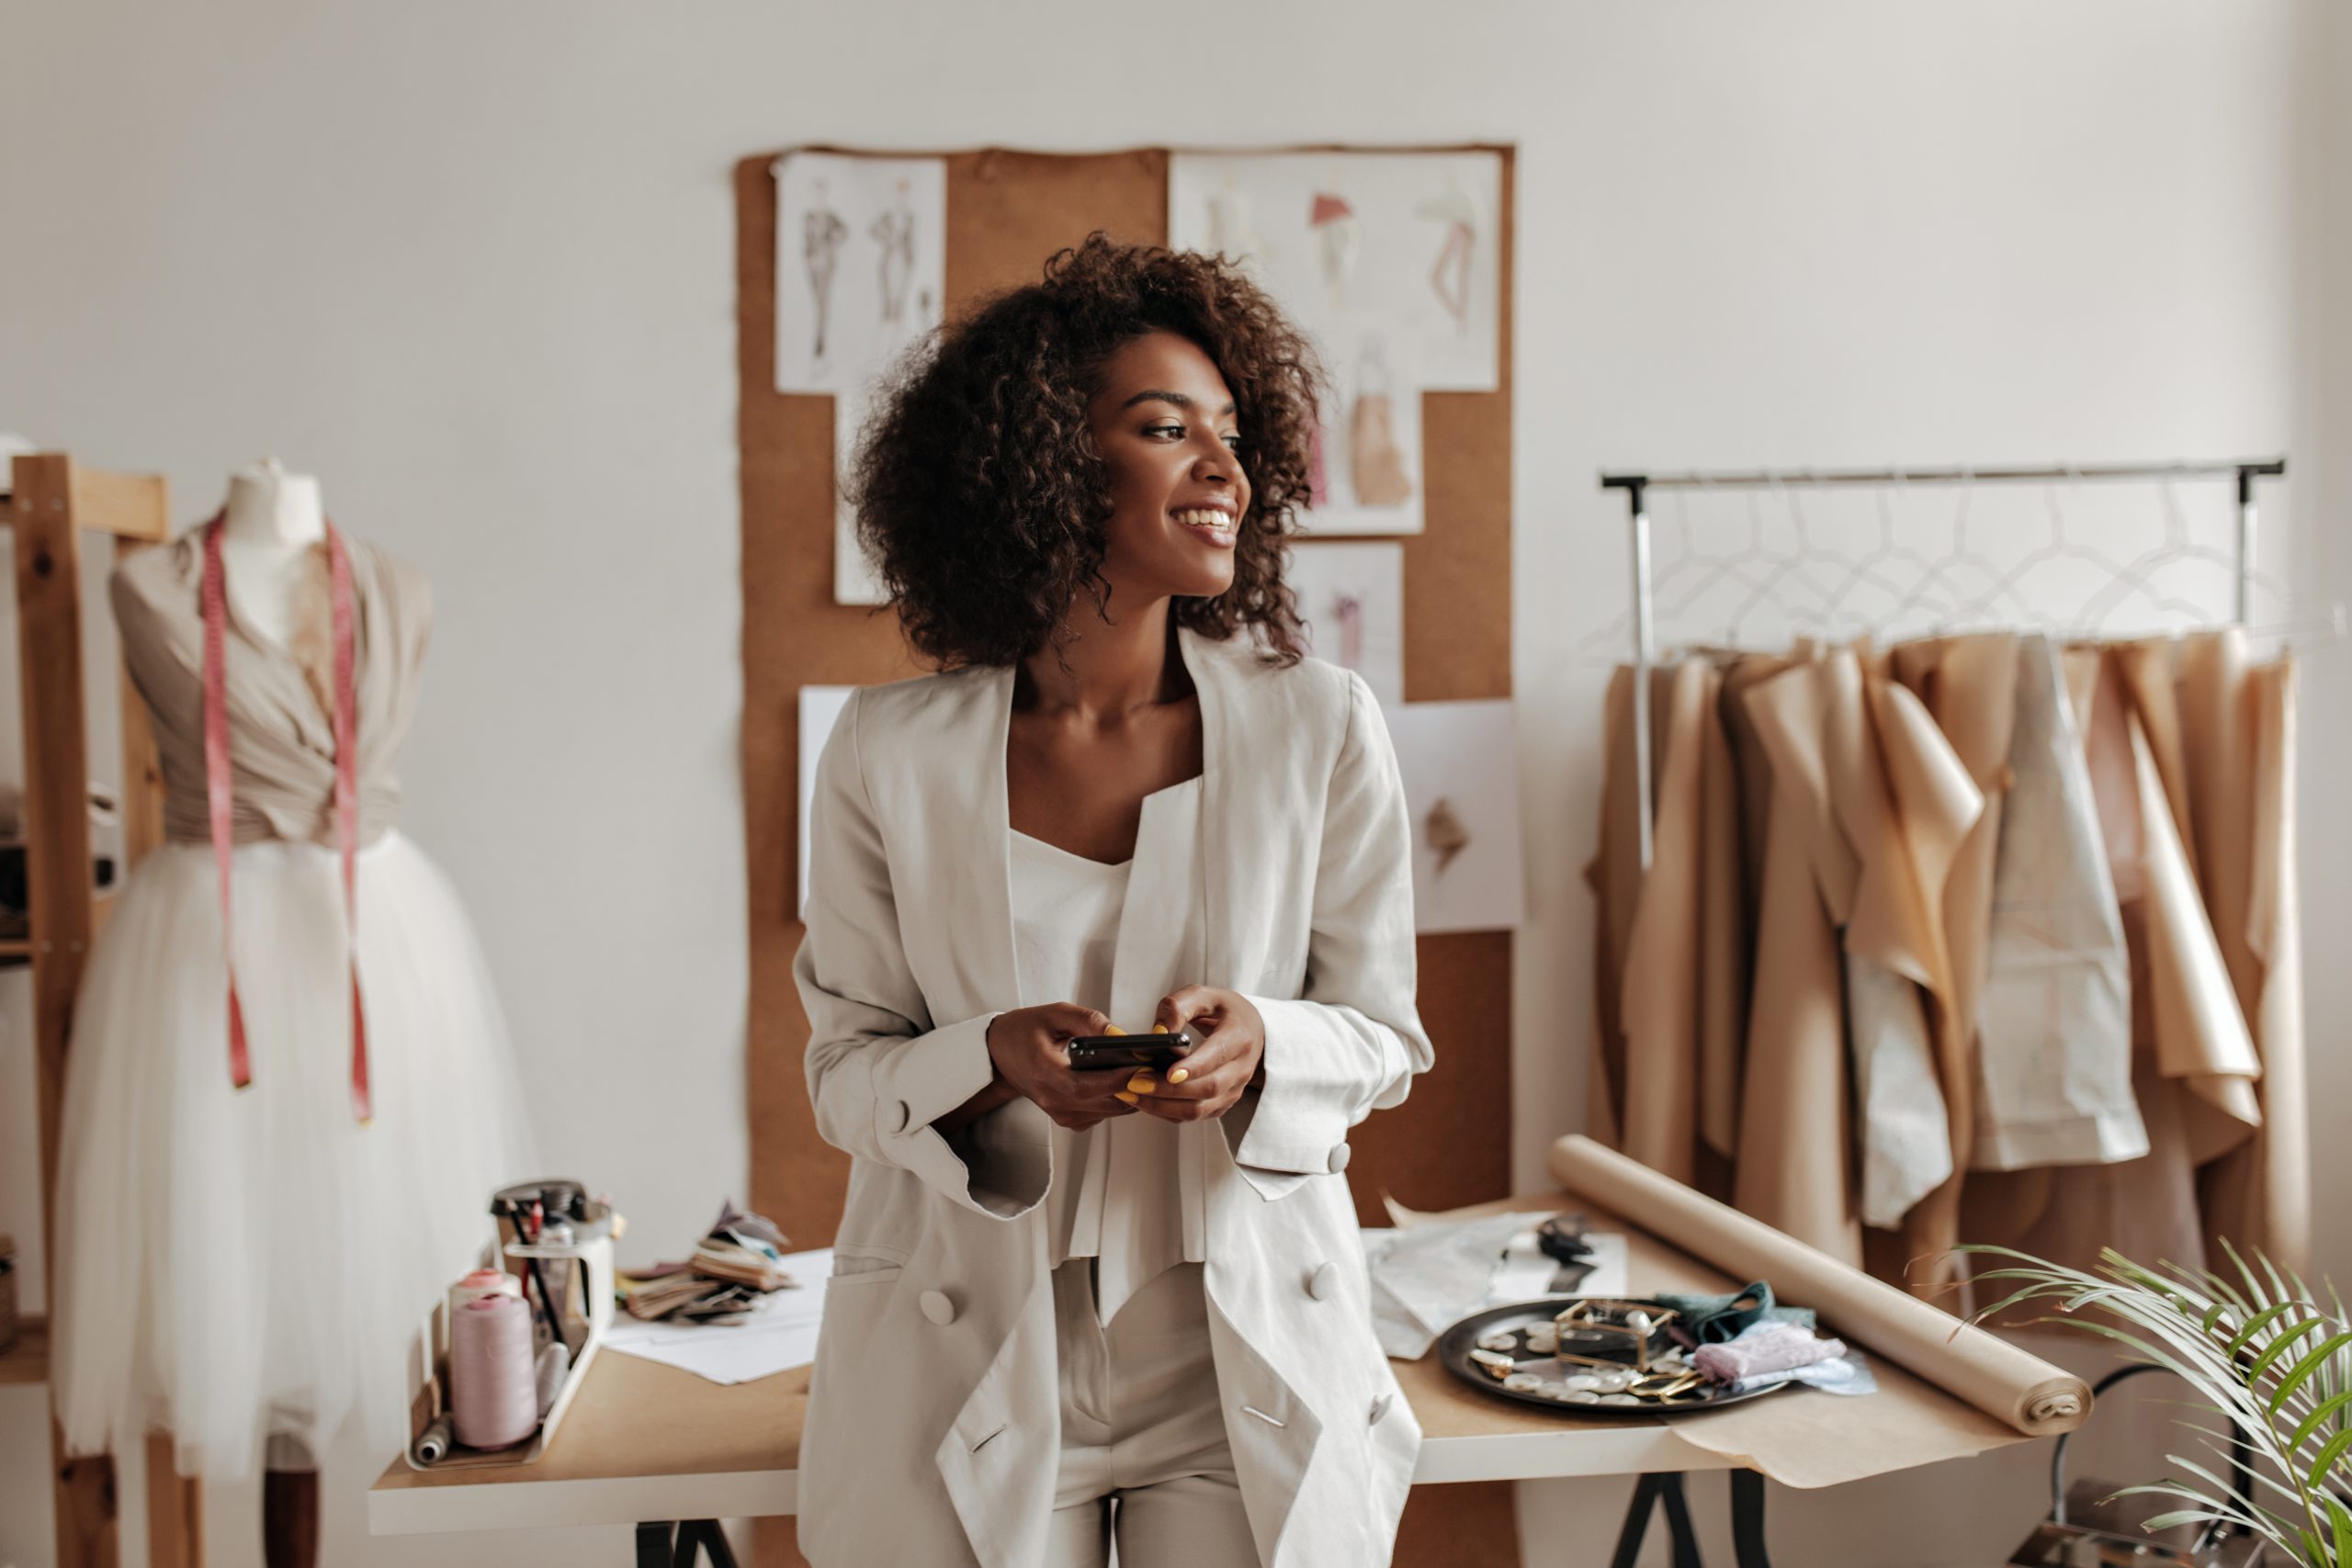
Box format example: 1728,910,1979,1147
450,1292,537,1450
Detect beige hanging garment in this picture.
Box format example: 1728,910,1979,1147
1783,646,1976,1238
1589,659,1750,1193
1879,636,2015,1292
1586,666,1643,1152
1731,650,1863,1265
2180,640,2308,1270
2115,639,2263,1156
1962,644,2256,1279
1971,635,2143,1170
1694,664,1750,1170
1616,660,1711,1183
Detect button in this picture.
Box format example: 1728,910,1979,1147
892,1100,913,1134
1326,1144,1351,1174
920,1290,956,1325
1370,1393,1393,1425
1307,1261,1338,1302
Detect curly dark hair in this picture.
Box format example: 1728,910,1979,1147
849,231,1323,671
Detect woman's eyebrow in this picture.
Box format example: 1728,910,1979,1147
1119,389,1238,416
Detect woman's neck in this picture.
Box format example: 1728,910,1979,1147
1019,596,1189,724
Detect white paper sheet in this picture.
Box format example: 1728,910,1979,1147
1169,151,1501,395
1285,540,1405,712
774,153,945,394
832,378,888,605
1382,699,1526,933
602,1247,836,1386
797,690,854,919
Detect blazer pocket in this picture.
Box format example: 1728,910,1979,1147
830,1244,908,1284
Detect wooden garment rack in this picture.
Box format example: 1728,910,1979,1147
0,453,199,1568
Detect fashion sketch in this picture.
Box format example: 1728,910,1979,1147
803,180,849,366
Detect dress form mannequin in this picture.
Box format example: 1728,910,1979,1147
218,457,329,1566
217,457,325,651
55,476,535,1565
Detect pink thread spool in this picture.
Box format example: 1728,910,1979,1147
450,1292,537,1450
448,1267,519,1321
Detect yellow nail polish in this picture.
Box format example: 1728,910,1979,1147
1104,1024,1127,1035
1169,1067,1189,1085
1128,1075,1156,1094
1151,1023,1170,1034
1115,1090,1138,1105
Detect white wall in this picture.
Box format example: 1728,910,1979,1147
0,3,2333,1565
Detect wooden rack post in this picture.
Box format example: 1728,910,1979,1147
0,453,191,1568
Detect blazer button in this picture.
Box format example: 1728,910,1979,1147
1306,1261,1338,1302
920,1290,957,1325
892,1099,913,1134
1370,1393,1393,1425
1326,1144,1351,1174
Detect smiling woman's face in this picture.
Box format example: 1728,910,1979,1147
1084,329,1252,611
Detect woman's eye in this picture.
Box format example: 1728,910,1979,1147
1144,422,1183,439
1223,433,1245,450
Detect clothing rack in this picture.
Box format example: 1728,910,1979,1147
1598,457,2290,871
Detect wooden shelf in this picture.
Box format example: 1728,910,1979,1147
0,1314,49,1386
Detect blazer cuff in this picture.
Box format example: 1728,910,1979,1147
1220,994,1369,1199
869,1012,1044,1219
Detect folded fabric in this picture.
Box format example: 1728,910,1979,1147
1694,1319,1848,1382
1650,1280,1814,1344
1727,1347,1877,1399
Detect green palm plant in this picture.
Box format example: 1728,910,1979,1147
1962,1241,2352,1566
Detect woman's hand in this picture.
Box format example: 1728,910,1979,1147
983,1003,1141,1132
1121,986,1266,1123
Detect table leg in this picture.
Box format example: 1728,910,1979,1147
1658,1473,1703,1568
635,1520,739,1568
1609,1473,1706,1568
1609,1473,1663,1568
1730,1470,1771,1568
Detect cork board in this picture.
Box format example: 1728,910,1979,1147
737,141,1516,1248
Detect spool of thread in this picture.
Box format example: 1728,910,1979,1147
448,1267,519,1322
450,1293,538,1450
412,1414,453,1465
534,1339,572,1416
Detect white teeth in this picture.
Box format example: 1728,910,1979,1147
1172,508,1235,532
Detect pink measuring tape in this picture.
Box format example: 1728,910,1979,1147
200,514,371,1122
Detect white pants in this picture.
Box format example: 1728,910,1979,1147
1046,1259,1258,1567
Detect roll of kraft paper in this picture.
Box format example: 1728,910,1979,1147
1547,1135,2089,1437
451,1292,538,1450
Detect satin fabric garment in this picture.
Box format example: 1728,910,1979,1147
792,627,1432,1568
1012,777,1210,1325
110,529,427,848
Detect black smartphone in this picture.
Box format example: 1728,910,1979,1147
1065,1031,1193,1071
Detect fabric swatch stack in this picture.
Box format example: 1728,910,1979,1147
619,1201,797,1325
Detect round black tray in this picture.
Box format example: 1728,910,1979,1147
1435,1297,1795,1419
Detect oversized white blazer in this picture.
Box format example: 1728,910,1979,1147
791,623,1436,1568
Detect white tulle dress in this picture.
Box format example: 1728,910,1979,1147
48,529,537,1483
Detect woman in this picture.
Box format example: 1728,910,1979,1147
792,233,1434,1568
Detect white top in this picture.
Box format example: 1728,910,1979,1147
1010,773,1207,1325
